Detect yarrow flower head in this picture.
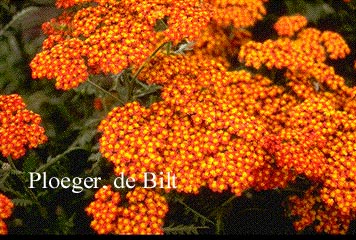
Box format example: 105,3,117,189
85,186,168,234
0,193,13,235
30,0,212,90
0,94,47,160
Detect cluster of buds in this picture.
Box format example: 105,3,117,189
85,186,168,235
0,193,13,235
0,94,47,160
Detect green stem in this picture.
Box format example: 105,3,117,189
86,79,125,106
221,195,237,208
176,198,215,225
216,210,223,234
134,78,149,89
132,42,168,81
36,147,86,173
165,41,172,55
213,195,238,234
163,225,209,234
237,207,267,213
0,168,23,197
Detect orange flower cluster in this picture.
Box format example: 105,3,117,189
239,18,352,99
263,95,356,223
85,185,168,235
238,15,356,233
206,0,269,28
30,0,211,90
98,53,304,196
288,187,356,234
30,38,88,90
320,31,351,60
0,94,47,160
0,193,13,235
273,15,308,37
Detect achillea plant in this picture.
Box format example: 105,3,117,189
0,193,13,235
0,94,47,160
55,0,118,8
15,0,354,235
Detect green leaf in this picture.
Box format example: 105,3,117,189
285,0,307,15
0,7,39,35
36,147,87,173
55,207,76,234
88,152,102,163
11,198,34,207
22,153,39,173
74,77,107,97
176,198,215,226
163,224,208,235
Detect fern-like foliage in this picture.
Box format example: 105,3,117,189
11,198,34,207
163,224,208,235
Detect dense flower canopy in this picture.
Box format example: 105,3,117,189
18,0,356,235
97,13,356,234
